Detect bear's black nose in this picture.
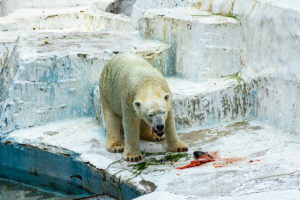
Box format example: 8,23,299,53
157,124,164,131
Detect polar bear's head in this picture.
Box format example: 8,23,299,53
133,93,170,137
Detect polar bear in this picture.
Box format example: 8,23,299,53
99,53,188,162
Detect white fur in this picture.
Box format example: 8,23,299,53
99,53,188,161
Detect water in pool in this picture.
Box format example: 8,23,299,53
0,178,116,200
0,178,81,200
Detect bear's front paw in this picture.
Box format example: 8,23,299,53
123,152,142,162
168,141,188,152
106,141,124,153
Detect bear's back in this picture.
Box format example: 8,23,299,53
100,53,169,115
103,53,165,87
107,52,157,74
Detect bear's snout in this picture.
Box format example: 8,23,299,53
155,124,165,137
152,126,165,137
157,124,164,131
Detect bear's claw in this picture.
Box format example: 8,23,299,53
109,147,124,153
106,142,124,153
168,141,189,152
123,154,142,162
177,147,188,152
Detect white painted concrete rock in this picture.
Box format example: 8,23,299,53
139,7,243,81
168,77,252,131
0,7,133,32
0,0,115,16
131,0,202,28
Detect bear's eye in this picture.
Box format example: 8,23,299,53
148,114,153,118
161,111,166,114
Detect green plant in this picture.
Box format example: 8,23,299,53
228,72,245,93
106,152,191,182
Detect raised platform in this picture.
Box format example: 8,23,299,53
2,118,299,199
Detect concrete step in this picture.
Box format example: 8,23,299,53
131,0,202,27
0,0,115,16
167,77,252,131
0,31,170,134
0,7,133,32
3,118,299,199
93,76,254,132
139,7,243,81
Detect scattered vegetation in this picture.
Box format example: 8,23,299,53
106,152,191,182
191,13,240,23
214,13,241,23
228,72,244,84
191,2,241,24
228,72,245,93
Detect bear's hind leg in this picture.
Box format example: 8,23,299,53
165,110,188,152
140,120,165,142
103,106,124,153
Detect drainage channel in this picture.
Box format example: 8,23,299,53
0,141,144,200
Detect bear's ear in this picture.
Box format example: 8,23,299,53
133,100,142,111
164,93,170,101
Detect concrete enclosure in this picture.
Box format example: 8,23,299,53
0,0,300,199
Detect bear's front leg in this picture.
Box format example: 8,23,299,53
165,110,188,152
122,115,142,162
103,106,124,153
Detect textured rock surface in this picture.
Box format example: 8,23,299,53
168,78,253,130
139,7,243,80
234,0,300,81
246,77,300,134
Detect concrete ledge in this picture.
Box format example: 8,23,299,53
2,118,300,199
0,31,170,134
131,0,202,27
0,0,115,16
139,7,243,81
0,7,133,32
168,77,253,131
